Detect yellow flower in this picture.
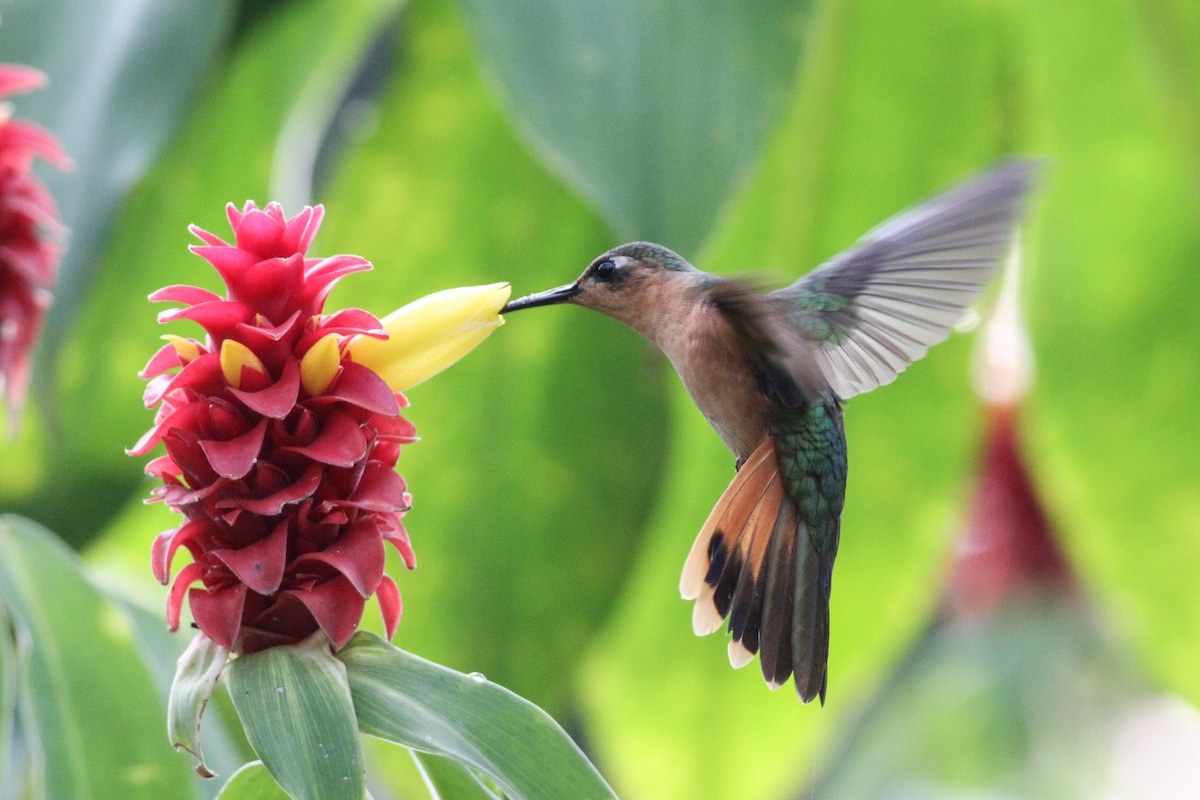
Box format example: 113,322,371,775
346,283,511,391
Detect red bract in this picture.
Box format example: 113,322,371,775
131,202,417,653
0,65,70,423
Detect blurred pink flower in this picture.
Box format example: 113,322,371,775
0,65,70,424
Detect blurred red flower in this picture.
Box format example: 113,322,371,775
0,65,70,425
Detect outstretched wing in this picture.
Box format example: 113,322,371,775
772,159,1038,400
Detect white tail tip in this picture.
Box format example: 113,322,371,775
728,639,754,669
691,599,725,636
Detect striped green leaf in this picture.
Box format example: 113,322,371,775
225,634,365,800
338,632,614,800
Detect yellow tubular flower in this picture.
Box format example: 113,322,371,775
345,282,511,392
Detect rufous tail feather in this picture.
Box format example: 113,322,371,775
679,436,831,703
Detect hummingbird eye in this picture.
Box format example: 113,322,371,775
593,259,617,281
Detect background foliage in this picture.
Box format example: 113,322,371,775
1,0,1197,797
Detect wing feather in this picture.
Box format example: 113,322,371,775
773,159,1039,400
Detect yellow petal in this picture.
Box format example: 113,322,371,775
162,334,201,364
219,339,265,389
346,282,511,391
300,333,342,397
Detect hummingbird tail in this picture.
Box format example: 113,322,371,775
680,436,833,703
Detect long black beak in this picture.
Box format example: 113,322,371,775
501,282,580,313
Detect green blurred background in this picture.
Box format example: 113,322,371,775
2,0,1198,797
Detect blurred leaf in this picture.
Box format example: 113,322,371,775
97,576,250,793
812,601,1159,799
318,0,668,713
1138,0,1200,162
357,736,437,799
0,603,15,791
412,749,502,799
1020,0,1200,705
580,0,1027,796
1,0,400,546
458,0,807,253
0,0,236,354
265,1,403,209
339,632,614,800
217,762,292,800
0,515,197,799
226,634,365,800
169,634,232,779
0,611,41,800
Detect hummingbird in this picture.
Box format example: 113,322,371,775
501,160,1037,703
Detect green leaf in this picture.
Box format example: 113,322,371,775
810,601,1145,798
0,611,41,800
412,750,501,800
170,634,232,778
217,762,292,800
225,633,365,800
91,575,250,791
0,603,16,792
338,632,615,800
0,515,197,799
458,0,807,252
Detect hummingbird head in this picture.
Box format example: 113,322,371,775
502,242,700,335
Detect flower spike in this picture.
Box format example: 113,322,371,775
137,202,404,653
135,202,506,653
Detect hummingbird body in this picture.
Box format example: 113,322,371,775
503,161,1037,703
658,291,774,457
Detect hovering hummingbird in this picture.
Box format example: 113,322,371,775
502,161,1038,703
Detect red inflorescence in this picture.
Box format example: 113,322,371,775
131,202,417,653
0,65,70,421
